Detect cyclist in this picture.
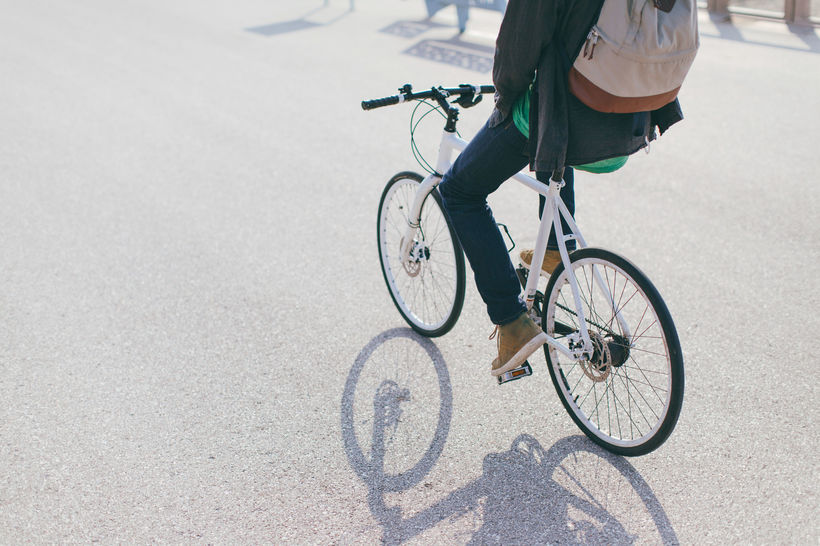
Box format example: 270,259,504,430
438,0,683,378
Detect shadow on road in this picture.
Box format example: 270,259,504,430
341,329,679,544
380,18,495,73
246,2,353,37
701,13,820,53
404,36,495,73
380,19,451,39
341,328,452,493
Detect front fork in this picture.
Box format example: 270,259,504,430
399,174,441,265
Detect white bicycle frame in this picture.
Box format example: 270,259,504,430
399,129,631,361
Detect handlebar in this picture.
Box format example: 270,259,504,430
361,95,402,110
361,84,495,111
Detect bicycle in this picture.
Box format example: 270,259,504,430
362,84,684,456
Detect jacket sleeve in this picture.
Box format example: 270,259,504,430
652,99,684,135
492,0,558,119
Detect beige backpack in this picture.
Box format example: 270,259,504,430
569,0,700,113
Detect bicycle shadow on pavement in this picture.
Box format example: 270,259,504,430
341,329,679,544
341,328,453,495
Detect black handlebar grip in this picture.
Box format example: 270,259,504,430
361,96,401,110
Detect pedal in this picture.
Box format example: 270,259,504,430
497,361,533,385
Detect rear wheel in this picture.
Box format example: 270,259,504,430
377,172,465,337
542,248,684,456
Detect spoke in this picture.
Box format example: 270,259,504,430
617,334,665,340
556,465,608,512
555,301,619,337
625,354,669,405
607,375,624,438
622,346,669,358
587,380,613,422
586,264,613,336
419,275,431,323
612,377,651,436
426,266,456,285
576,374,598,409
564,364,588,402
619,367,661,425
428,213,449,247
632,317,660,347
626,300,649,343
427,268,453,301
614,375,624,440
621,364,669,375
593,382,603,428
629,366,635,440
606,374,613,437
409,272,423,319
386,215,408,240
583,267,609,334
395,188,413,223
577,270,597,327
599,377,625,437
613,369,668,392
613,287,642,326
608,378,646,439
608,270,629,334
426,269,453,318
603,266,617,332
420,273,441,323
581,265,601,333
554,267,623,336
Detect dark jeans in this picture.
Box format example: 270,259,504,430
438,115,575,325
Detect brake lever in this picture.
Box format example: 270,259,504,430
453,84,483,109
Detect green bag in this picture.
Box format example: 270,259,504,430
573,155,628,173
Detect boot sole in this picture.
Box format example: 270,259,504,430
491,332,549,377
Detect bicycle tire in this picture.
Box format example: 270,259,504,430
542,248,684,456
377,171,465,337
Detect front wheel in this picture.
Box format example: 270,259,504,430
377,172,465,337
542,248,684,456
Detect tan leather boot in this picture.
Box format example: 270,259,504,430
490,312,548,376
519,249,562,277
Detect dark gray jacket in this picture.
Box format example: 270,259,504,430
490,0,684,172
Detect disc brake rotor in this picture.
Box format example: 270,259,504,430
399,237,424,277
580,333,611,382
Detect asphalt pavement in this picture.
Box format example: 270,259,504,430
1,0,819,543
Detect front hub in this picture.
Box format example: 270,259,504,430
401,237,429,277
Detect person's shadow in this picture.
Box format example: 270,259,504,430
246,1,354,37
341,328,679,544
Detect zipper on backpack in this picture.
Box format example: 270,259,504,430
583,28,600,60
